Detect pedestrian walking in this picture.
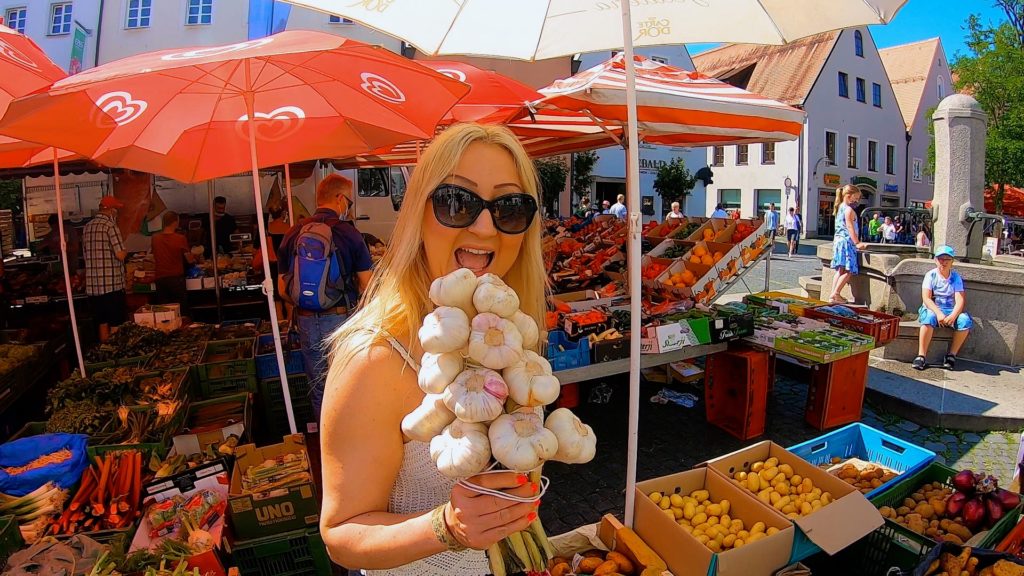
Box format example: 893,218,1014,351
785,207,800,258
765,203,779,239
84,196,128,342
278,174,373,420
609,194,627,220
828,185,867,304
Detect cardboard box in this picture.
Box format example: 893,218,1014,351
774,333,851,364
635,467,795,576
134,304,182,332
228,435,320,539
709,312,755,343
704,441,883,557
640,321,701,354
172,393,250,457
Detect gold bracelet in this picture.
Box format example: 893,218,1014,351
430,503,468,552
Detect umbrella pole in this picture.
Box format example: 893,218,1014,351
52,151,87,378
619,0,643,528
284,163,295,225
244,85,298,435
208,181,222,323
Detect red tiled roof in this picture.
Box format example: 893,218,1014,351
879,38,942,130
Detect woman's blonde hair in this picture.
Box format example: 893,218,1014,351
327,123,547,376
833,184,860,215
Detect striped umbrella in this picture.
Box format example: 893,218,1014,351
536,53,805,146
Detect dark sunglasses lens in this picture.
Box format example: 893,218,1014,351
432,186,481,228
492,195,537,234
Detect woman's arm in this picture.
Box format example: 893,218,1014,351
846,208,863,246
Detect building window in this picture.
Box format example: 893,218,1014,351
912,158,923,183
838,72,849,98
126,0,151,28
856,78,866,103
719,189,741,211
755,189,781,219
847,135,859,169
186,0,212,25
886,144,896,175
711,146,724,166
736,144,749,165
872,83,882,107
49,2,72,35
5,7,26,33
650,55,669,64
761,142,775,164
867,140,878,172
937,76,945,99
825,131,837,166
854,30,864,57
328,15,353,23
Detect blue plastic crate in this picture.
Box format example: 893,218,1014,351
787,423,936,499
546,330,590,372
255,333,304,379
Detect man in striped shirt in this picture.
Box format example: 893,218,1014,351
84,196,128,342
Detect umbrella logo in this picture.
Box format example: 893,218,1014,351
435,68,467,83
0,39,38,70
237,106,306,142
95,91,148,126
161,38,274,61
360,72,406,104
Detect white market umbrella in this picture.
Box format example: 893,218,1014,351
280,0,909,525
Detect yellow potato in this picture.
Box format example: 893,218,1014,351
691,490,710,503
760,467,780,482
747,532,767,543
692,513,708,526
662,508,674,519
679,521,693,531
800,502,813,515
697,534,710,545
787,512,801,519
707,516,719,526
751,521,766,534
776,483,790,496
730,519,744,531
766,527,780,536
658,497,671,510
737,530,750,540
721,499,731,515
746,474,761,492
735,471,747,481
683,502,696,520
713,532,725,544
693,525,707,535
810,487,822,499
765,457,780,468
719,514,731,526
723,534,737,548
774,496,792,511
696,504,706,515
802,479,815,494
791,474,802,487
781,504,797,514
811,500,823,511
672,507,683,519
733,539,745,548
821,492,833,505
706,503,723,517
779,464,794,479
707,539,722,552
751,461,765,473
649,491,663,504
670,494,685,508
757,488,772,505
769,491,782,505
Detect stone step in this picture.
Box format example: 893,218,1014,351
871,321,955,364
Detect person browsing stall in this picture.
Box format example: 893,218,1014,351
278,174,372,420
152,211,196,311
711,203,729,218
666,201,685,221
609,193,627,219
84,196,128,342
209,196,237,254
912,245,972,371
320,124,545,575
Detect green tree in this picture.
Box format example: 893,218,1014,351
953,7,1024,212
653,157,696,214
571,150,598,199
0,180,22,214
534,157,567,216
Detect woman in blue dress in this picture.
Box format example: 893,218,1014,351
828,184,867,303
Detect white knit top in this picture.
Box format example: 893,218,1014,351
363,335,491,576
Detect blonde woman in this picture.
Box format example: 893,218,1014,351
320,124,547,575
828,184,867,303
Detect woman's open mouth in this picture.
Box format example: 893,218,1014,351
455,247,494,274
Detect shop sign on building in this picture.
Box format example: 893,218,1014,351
823,173,841,187
884,183,899,193
851,176,878,189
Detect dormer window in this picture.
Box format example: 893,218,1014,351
854,30,864,58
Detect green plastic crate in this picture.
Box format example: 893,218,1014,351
260,375,315,436
229,528,331,576
131,367,191,404
197,374,258,400
196,338,255,381
86,442,168,461
0,514,24,570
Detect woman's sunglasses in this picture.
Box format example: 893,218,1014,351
430,183,537,235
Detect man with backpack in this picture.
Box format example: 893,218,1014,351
278,174,373,421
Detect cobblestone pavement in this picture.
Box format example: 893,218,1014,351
723,239,827,296
541,360,1022,572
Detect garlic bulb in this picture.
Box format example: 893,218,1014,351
468,313,523,370
418,350,465,394
489,411,558,472
473,274,520,318
545,408,597,464
502,351,560,407
443,368,509,423
430,420,491,479
429,268,478,318
510,310,540,350
419,306,471,354
401,394,456,443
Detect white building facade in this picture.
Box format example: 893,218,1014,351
697,28,907,238
576,47,708,222
3,0,100,73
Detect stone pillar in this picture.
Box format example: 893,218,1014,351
932,95,987,260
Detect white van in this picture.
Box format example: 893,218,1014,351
334,166,411,242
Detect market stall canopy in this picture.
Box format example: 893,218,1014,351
0,31,470,183
985,185,1024,220
535,53,806,147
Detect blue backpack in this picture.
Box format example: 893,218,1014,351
286,219,352,312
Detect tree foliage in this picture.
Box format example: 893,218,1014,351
571,150,598,198
534,157,568,216
653,157,697,210
953,2,1024,212
0,180,22,214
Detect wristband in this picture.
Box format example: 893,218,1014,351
431,503,467,552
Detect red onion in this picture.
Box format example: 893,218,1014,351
947,491,968,517
986,496,1004,526
994,489,1021,511
963,498,987,531
953,470,978,493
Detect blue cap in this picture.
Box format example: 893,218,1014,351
935,245,955,258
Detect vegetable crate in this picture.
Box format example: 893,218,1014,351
131,367,191,404
196,338,256,382
5,421,46,442
744,292,826,317
87,442,168,461
255,333,304,380
858,462,1021,576
84,354,152,374
804,306,901,346
546,330,590,372
0,514,23,570
228,528,331,576
705,346,770,440
197,374,258,400
787,423,936,499
260,375,316,437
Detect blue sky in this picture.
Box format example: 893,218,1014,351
688,0,1008,61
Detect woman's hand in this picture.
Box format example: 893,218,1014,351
445,472,540,550
855,242,867,250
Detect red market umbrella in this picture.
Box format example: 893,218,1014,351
0,31,469,432
986,185,1024,219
